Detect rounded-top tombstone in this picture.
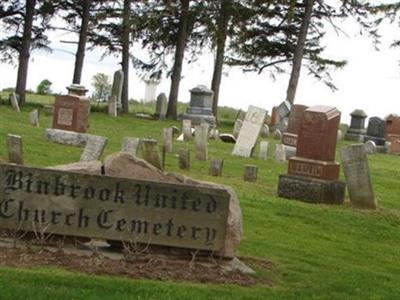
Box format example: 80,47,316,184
364,117,386,146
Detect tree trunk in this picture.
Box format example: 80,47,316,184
210,0,230,123
166,0,190,120
72,0,91,84
285,0,314,104
15,0,36,106
121,0,130,114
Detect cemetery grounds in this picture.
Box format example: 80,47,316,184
0,93,399,300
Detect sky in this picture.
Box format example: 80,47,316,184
0,6,399,124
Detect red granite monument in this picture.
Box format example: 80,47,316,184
278,106,345,204
385,114,400,139
52,84,90,133
282,104,308,147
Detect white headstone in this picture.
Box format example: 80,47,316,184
274,144,286,163
259,141,269,160
364,140,377,155
29,109,40,127
10,92,20,112
232,105,267,158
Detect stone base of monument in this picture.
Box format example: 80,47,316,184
363,135,386,146
288,157,340,181
277,174,345,204
179,113,216,127
284,145,296,160
344,132,364,141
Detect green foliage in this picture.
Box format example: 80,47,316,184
36,79,52,95
91,73,111,102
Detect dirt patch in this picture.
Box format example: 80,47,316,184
0,239,275,286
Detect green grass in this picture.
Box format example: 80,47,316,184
0,95,400,299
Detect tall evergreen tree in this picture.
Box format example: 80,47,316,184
0,0,56,105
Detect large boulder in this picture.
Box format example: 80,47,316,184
48,161,102,175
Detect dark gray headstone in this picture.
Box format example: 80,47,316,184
244,165,258,182
155,93,168,120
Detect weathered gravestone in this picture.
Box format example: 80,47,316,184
363,117,386,146
259,124,270,138
45,128,89,147
341,144,376,209
155,93,168,120
273,101,291,132
29,109,40,127
121,137,141,156
109,69,123,117
10,92,20,112
179,149,190,170
52,84,90,133
233,119,243,138
208,128,219,140
243,165,257,182
232,105,267,158
364,140,377,155
163,128,173,153
278,106,345,204
182,119,192,141
6,134,23,165
209,159,224,177
0,163,231,254
259,141,269,160
274,144,286,163
345,109,367,141
80,135,108,162
181,85,216,126
141,139,163,170
195,124,209,161
282,104,308,148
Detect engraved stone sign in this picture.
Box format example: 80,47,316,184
341,145,376,209
0,164,230,252
232,105,267,158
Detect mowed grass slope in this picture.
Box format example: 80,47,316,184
0,96,399,299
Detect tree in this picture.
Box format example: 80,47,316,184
91,72,111,101
36,79,52,95
225,0,371,103
88,0,136,114
0,0,56,106
135,0,207,119
286,0,315,104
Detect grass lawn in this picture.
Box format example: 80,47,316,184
0,95,399,299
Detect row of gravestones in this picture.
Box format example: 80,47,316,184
345,109,400,155
230,104,377,210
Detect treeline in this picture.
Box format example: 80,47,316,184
0,1,397,119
